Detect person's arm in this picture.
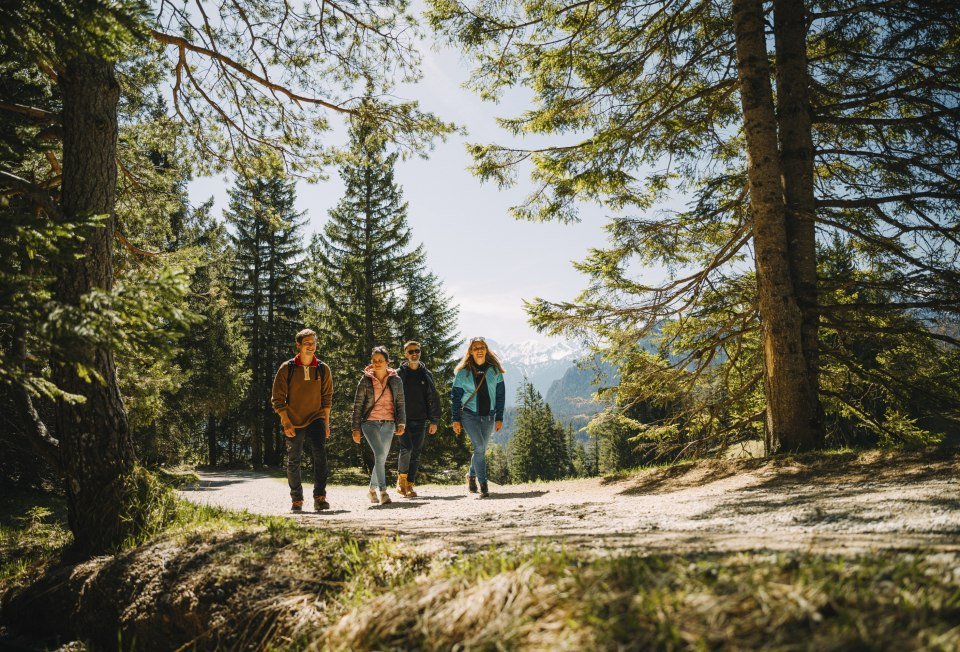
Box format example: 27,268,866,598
494,374,506,432
426,370,440,434
271,364,295,437
426,370,441,424
450,372,464,435
394,377,406,434
320,363,333,439
351,377,365,435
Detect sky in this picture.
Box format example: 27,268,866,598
187,15,615,349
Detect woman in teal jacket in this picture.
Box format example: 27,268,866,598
451,337,506,497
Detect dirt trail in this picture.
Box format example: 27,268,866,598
179,453,960,555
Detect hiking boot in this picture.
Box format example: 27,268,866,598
479,483,489,498
314,496,330,511
378,489,392,505
368,488,380,504
396,473,409,496
406,482,418,498
467,474,478,493
291,499,304,512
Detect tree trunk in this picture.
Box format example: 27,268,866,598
56,54,138,556
732,0,820,453
773,0,823,447
206,414,218,467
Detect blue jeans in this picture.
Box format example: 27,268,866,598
462,410,495,484
398,419,427,482
361,420,395,490
286,419,327,500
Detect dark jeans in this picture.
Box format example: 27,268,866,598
398,419,427,483
286,419,327,500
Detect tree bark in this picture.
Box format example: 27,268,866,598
773,0,824,447
56,54,138,556
732,0,820,453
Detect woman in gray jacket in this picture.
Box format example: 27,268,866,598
352,346,406,505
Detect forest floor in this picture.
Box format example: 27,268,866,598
179,449,960,556
5,449,960,650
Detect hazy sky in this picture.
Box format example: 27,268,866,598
188,16,615,348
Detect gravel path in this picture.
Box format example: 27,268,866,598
179,453,960,555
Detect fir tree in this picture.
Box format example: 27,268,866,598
509,380,570,483
305,114,464,475
227,166,306,467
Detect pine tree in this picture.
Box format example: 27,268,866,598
227,167,305,467
304,113,464,474
509,380,569,483
429,0,960,456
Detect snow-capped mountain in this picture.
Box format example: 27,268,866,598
487,339,580,405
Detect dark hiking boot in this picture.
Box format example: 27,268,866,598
467,474,478,493
479,483,489,498
291,500,304,512
406,483,418,498
314,496,330,511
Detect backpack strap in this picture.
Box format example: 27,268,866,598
285,359,326,404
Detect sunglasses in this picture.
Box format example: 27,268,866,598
406,349,421,354
469,336,485,343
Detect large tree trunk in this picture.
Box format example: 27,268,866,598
732,0,821,453
57,54,138,556
773,0,823,447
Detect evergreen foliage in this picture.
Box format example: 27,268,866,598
226,166,306,467
508,380,570,482
304,114,465,475
428,0,960,455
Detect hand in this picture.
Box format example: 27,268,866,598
325,423,331,440
352,430,361,444
395,424,405,436
495,421,503,432
282,421,296,438
452,421,462,435
428,424,438,435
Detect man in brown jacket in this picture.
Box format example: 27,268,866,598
271,328,333,511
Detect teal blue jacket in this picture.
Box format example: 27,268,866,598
450,366,505,421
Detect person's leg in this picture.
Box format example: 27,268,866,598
406,420,427,483
285,428,305,504
396,424,413,495
476,416,496,495
462,412,488,488
361,422,381,490
371,421,394,490
308,419,328,500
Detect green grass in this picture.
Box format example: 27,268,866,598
4,453,960,651
0,492,71,590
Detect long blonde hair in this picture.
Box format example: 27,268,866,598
454,337,505,374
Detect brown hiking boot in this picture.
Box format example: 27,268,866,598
406,482,418,498
314,496,329,511
291,500,304,512
396,473,409,496
368,488,380,504
467,474,478,493
378,489,392,505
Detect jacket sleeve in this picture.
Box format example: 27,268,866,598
450,371,465,422
320,363,333,410
271,363,289,418
426,369,441,424
351,378,366,432
392,376,406,427
494,374,506,422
